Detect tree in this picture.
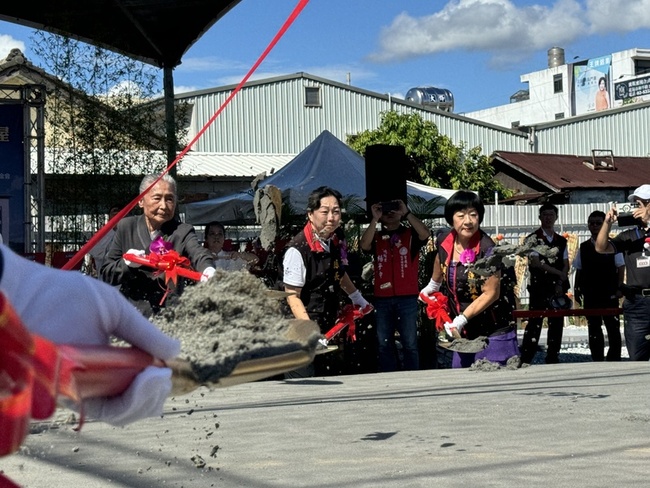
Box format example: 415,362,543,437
347,111,513,202
30,32,189,249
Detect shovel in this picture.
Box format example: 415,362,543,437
64,317,322,399
167,318,320,393
0,287,320,458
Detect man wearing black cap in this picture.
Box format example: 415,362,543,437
597,185,650,361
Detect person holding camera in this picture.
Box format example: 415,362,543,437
596,185,650,361
573,211,624,361
360,199,430,372
519,203,570,365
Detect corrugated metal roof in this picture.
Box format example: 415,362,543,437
43,149,296,178
178,152,295,177
492,151,650,190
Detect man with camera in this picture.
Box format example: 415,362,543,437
596,185,650,361
360,199,430,372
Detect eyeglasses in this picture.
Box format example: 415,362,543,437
587,221,602,226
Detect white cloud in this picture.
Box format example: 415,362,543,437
368,0,637,65
204,64,377,89
174,85,201,94
0,34,25,60
586,0,650,33
177,56,249,73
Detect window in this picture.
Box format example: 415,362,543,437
304,86,321,107
555,112,565,120
511,121,520,129
634,59,650,76
553,74,563,93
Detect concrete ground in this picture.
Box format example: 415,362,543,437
3,359,649,488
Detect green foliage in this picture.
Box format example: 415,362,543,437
347,111,513,202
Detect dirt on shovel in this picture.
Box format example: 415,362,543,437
153,270,321,386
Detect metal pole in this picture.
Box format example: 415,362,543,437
494,190,499,236
163,65,177,178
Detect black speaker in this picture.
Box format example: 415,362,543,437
364,144,408,218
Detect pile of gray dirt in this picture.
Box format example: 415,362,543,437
153,270,319,384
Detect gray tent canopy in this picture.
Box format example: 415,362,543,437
183,130,457,225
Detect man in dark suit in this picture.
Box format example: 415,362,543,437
519,203,570,364
101,174,215,316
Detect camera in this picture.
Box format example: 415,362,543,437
380,201,399,214
615,201,643,227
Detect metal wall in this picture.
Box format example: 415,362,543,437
178,74,530,156
533,101,650,156
178,72,650,165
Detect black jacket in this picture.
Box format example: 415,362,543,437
101,215,213,314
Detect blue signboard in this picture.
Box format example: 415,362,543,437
573,55,612,115
0,103,25,252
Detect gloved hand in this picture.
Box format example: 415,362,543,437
124,248,146,268
200,266,216,282
444,314,468,338
83,366,173,426
0,244,181,426
348,289,373,314
420,279,441,297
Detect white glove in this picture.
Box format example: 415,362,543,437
200,266,216,282
0,244,181,425
124,248,146,268
348,289,370,309
444,314,468,338
420,279,441,296
83,366,173,426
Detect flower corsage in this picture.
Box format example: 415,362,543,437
459,248,476,266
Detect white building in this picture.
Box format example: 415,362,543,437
465,47,650,129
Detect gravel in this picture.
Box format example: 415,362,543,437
153,270,320,384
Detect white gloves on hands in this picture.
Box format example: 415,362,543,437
348,289,370,309
444,314,468,338
201,266,216,282
0,244,181,426
83,366,173,426
420,279,441,296
124,248,146,268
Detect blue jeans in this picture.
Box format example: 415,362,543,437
374,296,419,372
623,296,650,361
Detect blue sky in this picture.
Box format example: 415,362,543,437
1,0,650,113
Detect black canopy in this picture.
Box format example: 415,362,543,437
0,0,242,68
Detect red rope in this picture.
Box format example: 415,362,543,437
62,0,311,270
512,308,622,319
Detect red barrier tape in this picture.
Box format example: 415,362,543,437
512,308,622,319
62,0,311,271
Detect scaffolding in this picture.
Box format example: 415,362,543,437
0,83,46,253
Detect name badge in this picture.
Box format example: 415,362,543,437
637,256,650,268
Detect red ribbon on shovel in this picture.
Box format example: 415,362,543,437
419,292,452,332
324,304,373,342
0,291,162,486
123,251,203,284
